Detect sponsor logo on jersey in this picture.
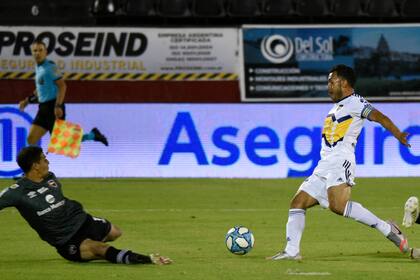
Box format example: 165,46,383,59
26,187,49,199
37,187,48,194
37,199,65,216
27,191,37,199
45,194,55,204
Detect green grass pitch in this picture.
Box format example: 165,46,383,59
1,177,420,280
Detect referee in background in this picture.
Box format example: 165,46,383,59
19,39,108,147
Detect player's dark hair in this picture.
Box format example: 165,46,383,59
330,64,356,88
17,146,43,173
31,39,47,48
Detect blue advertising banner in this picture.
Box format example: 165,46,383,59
1,104,419,178
241,24,420,102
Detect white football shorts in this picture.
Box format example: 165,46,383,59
298,155,356,208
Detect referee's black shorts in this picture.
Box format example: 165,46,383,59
33,99,66,133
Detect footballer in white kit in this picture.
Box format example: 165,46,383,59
299,93,374,209
268,64,411,261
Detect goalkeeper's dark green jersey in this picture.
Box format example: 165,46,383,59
0,172,87,246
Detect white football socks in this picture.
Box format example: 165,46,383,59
343,201,391,236
285,209,306,256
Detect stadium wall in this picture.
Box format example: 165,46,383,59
0,80,240,103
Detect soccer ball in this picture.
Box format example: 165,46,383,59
225,226,255,255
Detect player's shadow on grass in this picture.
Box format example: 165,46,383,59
0,258,156,267
312,251,409,263
0,258,63,264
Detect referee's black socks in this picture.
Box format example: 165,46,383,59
105,246,153,264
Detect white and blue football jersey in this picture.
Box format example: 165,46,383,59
321,93,375,158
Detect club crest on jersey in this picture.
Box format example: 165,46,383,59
47,180,58,188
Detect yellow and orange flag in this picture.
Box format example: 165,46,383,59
48,119,83,158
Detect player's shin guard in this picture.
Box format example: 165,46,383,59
284,209,306,256
343,201,391,236
105,246,152,264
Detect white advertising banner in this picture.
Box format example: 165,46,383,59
0,26,239,77
0,104,419,178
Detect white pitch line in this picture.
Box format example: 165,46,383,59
286,269,331,276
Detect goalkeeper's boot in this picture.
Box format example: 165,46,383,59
266,251,302,261
410,248,420,259
402,196,419,228
386,221,409,253
92,128,109,146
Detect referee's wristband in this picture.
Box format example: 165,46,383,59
55,104,64,108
